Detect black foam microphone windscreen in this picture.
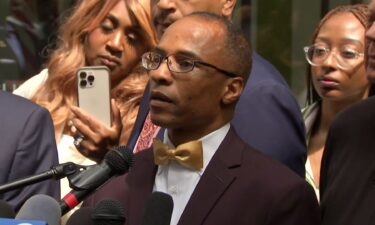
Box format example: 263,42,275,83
0,200,15,218
141,192,173,225
92,199,126,225
15,194,61,225
66,207,94,225
60,146,133,215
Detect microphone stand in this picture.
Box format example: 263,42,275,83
0,162,86,194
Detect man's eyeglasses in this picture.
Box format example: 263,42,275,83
141,51,238,77
303,44,364,70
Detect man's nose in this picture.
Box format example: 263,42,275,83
149,59,174,85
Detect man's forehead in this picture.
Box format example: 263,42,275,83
157,18,225,64
160,18,217,48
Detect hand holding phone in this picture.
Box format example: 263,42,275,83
77,66,111,127
71,66,122,162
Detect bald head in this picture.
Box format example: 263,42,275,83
162,12,252,81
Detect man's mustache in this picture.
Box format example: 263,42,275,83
153,10,174,26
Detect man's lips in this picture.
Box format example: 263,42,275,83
154,17,174,31
155,22,170,33
150,91,173,104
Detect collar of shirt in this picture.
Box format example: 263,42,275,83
157,123,230,175
153,124,230,225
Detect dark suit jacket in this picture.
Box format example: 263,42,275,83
86,127,319,225
320,96,375,225
0,91,60,211
127,52,306,177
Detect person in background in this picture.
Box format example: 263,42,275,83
0,90,59,212
302,4,373,201
13,0,157,220
319,0,375,224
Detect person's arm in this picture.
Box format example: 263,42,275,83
265,180,321,225
6,106,60,211
232,80,307,177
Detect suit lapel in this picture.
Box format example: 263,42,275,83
178,128,245,225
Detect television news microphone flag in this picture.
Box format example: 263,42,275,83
60,146,133,215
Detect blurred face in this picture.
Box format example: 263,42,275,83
366,0,375,82
151,0,234,38
148,18,233,139
85,0,148,86
311,13,370,102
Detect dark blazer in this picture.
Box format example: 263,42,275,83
320,96,375,225
86,128,319,225
0,91,60,211
127,52,306,177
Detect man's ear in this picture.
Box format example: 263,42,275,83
222,76,244,105
221,0,236,19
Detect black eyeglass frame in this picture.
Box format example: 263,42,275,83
142,52,238,78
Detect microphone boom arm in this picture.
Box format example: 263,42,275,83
0,162,85,194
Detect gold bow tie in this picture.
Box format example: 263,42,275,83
153,138,203,170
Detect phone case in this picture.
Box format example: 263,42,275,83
77,66,112,127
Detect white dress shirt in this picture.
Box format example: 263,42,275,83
153,123,230,225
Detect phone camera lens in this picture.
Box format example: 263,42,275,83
80,72,87,79
80,80,87,87
87,75,95,82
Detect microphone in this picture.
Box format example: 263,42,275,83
16,194,61,225
0,162,82,194
60,146,133,215
92,199,126,225
66,199,126,225
66,207,94,225
141,192,173,225
0,200,15,218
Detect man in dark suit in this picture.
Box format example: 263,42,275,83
86,12,319,225
128,0,306,177
320,1,375,224
0,91,60,211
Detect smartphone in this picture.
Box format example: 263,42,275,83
77,66,112,127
